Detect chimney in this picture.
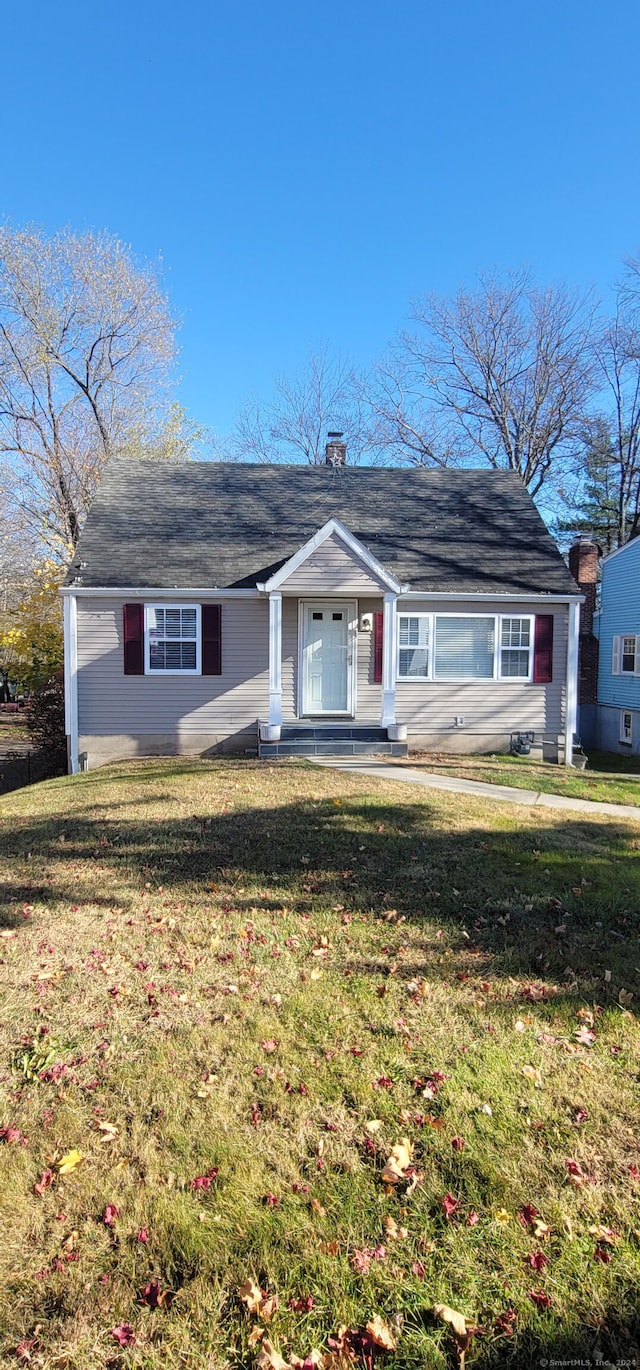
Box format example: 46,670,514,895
568,536,601,711
568,536,600,636
325,431,347,466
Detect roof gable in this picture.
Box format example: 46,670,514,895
258,519,403,593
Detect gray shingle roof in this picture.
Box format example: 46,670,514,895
67,461,578,596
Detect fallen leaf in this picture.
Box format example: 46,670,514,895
111,1324,136,1346
451,1136,465,1152
57,1149,84,1175
239,1278,264,1315
103,1203,120,1227
255,1337,289,1370
383,1215,407,1240
364,1119,383,1135
441,1192,461,1219
522,1066,542,1086
434,1304,468,1339
528,1289,551,1309
319,1239,339,1255
619,989,634,1006
310,1198,326,1217
366,1316,398,1351
527,1250,549,1270
381,1138,413,1185
33,1167,55,1196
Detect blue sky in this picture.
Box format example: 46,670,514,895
3,0,640,439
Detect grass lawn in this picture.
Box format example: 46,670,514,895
401,751,640,808
0,758,639,1369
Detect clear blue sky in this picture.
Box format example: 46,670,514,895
3,0,640,439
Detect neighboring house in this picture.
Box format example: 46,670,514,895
594,535,640,755
61,445,582,771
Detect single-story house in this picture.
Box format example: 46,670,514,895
593,533,640,755
62,445,582,770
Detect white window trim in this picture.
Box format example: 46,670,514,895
395,612,535,683
144,603,202,676
620,709,634,744
613,633,640,676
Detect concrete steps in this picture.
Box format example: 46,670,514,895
258,725,408,759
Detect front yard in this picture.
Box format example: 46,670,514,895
0,758,639,1368
400,751,640,808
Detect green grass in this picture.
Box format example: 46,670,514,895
402,750,640,807
0,757,639,1369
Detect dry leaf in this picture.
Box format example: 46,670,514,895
255,1338,289,1370
434,1304,468,1338
381,1138,413,1185
248,1326,265,1347
311,1198,326,1217
521,1066,542,1086
319,1239,340,1255
239,1278,264,1315
366,1316,398,1351
383,1215,407,1240
364,1120,383,1135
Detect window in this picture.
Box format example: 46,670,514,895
613,634,640,675
499,617,533,679
435,616,495,680
396,612,536,681
398,615,430,678
620,710,633,745
145,605,201,674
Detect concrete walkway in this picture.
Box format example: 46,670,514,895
311,757,640,822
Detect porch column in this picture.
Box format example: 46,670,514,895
564,600,580,767
63,593,79,775
381,591,397,727
268,592,283,728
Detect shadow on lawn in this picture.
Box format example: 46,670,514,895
1,767,639,997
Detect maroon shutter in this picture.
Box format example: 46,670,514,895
533,614,554,683
123,603,144,675
202,604,222,675
373,611,383,683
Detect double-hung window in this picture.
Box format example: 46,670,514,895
396,613,535,681
144,605,201,674
613,634,640,675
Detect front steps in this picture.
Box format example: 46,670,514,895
258,724,408,759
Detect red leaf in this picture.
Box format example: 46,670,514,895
467,1211,479,1227
33,1167,54,1196
263,1192,280,1206
518,1204,540,1228
495,1308,518,1336
190,1167,219,1190
112,1324,136,1346
593,1245,612,1264
441,1192,461,1218
0,1125,25,1145
528,1289,551,1309
287,1295,314,1312
103,1203,120,1228
373,1075,394,1089
451,1136,465,1151
411,1260,426,1278
139,1279,162,1307
136,1228,149,1243
262,1038,278,1053
528,1250,549,1270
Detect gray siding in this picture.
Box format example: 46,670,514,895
395,600,567,739
282,534,388,594
77,597,269,739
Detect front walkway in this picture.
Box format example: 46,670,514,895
311,757,640,822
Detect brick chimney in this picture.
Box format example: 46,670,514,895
325,431,347,466
568,537,601,708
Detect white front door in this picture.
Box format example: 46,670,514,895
301,601,355,715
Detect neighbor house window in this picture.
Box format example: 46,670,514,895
434,615,495,680
620,710,633,745
499,616,533,680
398,615,430,678
144,605,201,673
613,634,640,675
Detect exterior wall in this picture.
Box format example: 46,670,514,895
281,534,389,595
595,539,640,753
395,599,568,750
77,596,269,765
597,704,640,757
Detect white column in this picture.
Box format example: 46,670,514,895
63,593,79,775
268,592,283,729
381,592,397,728
564,600,580,767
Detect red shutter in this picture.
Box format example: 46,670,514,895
533,614,554,683
123,603,144,675
373,611,383,683
202,604,222,675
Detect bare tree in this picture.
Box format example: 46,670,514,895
231,345,376,465
0,226,178,552
595,258,640,544
367,270,598,495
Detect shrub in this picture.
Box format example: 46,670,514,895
26,672,67,774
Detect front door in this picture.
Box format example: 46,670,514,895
301,602,355,715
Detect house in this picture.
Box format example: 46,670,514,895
61,443,582,771
594,535,640,755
